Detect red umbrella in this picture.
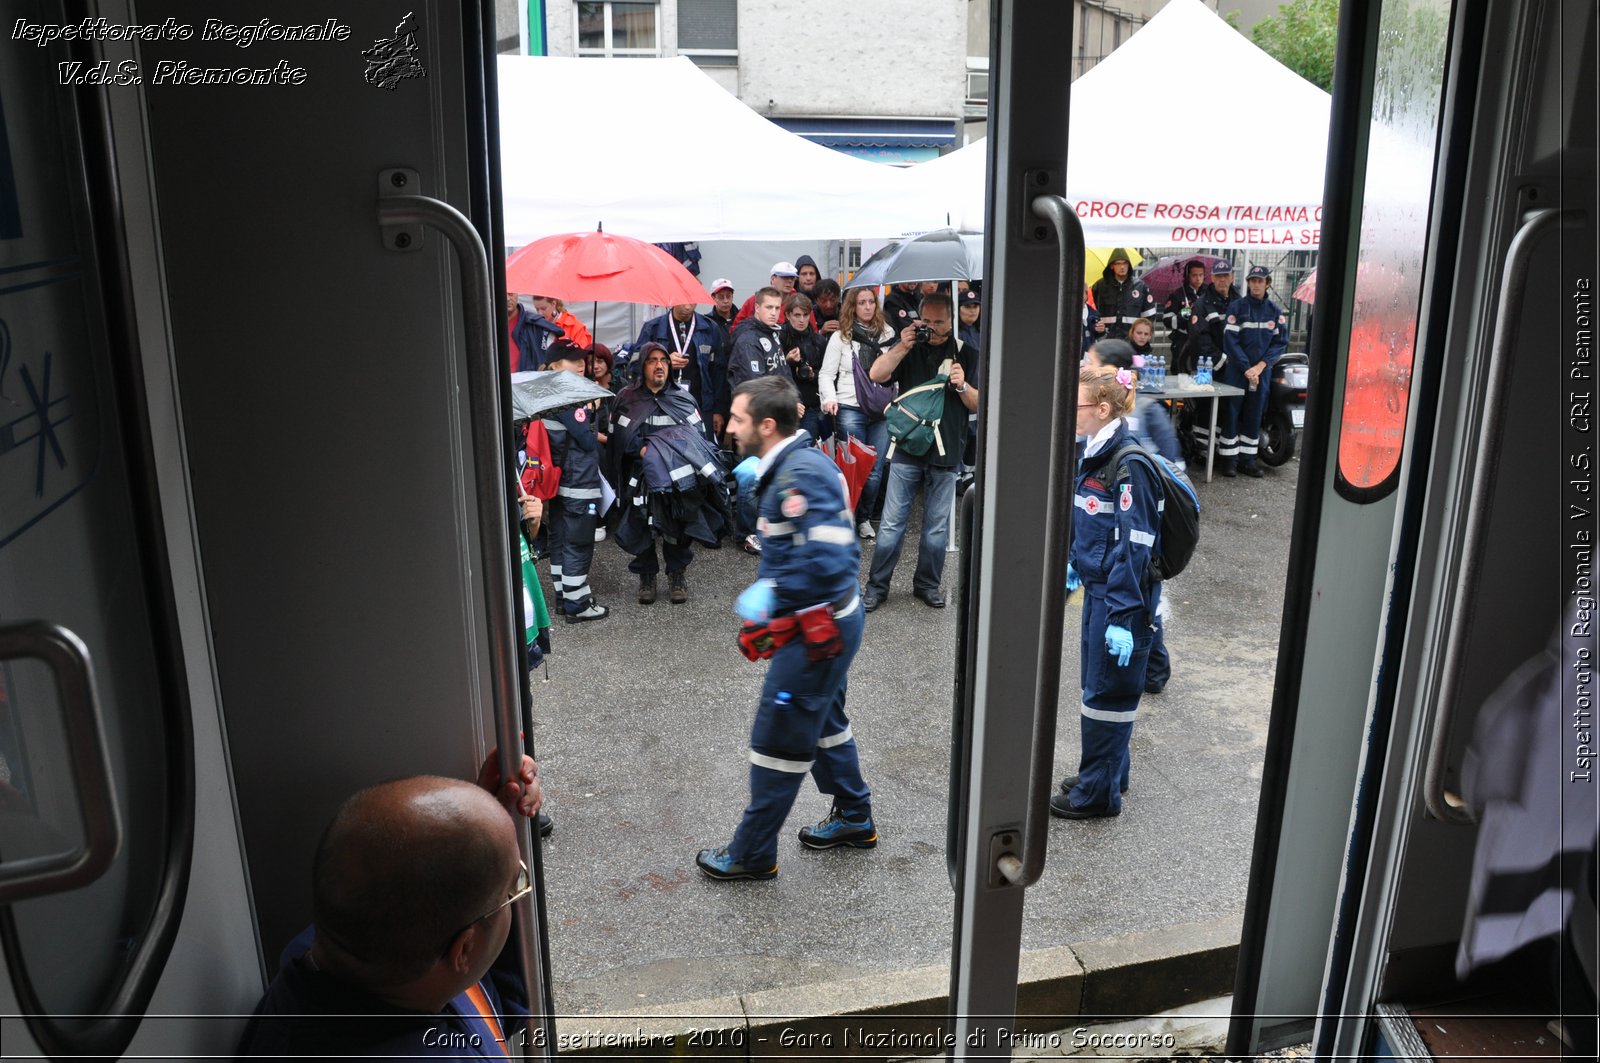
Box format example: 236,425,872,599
505,228,712,307
832,434,877,513
1138,254,1235,304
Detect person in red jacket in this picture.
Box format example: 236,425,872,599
531,295,593,349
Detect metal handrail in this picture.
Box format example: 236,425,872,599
1423,207,1574,823
0,622,122,904
995,194,1084,886
375,192,548,1060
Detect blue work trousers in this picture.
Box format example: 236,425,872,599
549,497,597,615
1067,589,1153,814
727,605,869,869
1217,363,1270,465
867,461,957,598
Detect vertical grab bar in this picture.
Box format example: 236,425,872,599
995,194,1084,887
1424,207,1573,823
0,622,121,904
376,193,548,1060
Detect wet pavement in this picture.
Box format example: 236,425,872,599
529,451,1300,1015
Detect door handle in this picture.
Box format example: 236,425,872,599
0,622,121,904
377,187,550,1059
995,194,1085,887
1424,207,1577,823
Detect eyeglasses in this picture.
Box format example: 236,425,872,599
470,860,532,926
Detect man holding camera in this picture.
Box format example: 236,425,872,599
862,294,979,611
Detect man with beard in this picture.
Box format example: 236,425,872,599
633,302,725,432
615,344,708,604
1090,248,1157,341
696,375,875,881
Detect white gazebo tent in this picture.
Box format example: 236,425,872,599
497,56,948,244
903,0,1333,250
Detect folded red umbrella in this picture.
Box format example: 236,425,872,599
505,228,713,307
832,434,877,513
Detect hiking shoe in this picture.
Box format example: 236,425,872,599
1217,459,1237,478
798,806,878,850
638,575,658,605
564,604,609,624
1058,774,1129,796
858,521,876,539
741,534,763,555
536,811,554,838
1241,461,1264,478
695,846,777,881
669,573,689,605
863,588,886,612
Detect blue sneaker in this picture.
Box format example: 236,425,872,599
797,806,878,850
695,846,777,881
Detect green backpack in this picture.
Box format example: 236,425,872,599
884,357,953,460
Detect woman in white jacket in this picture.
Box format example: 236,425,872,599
821,286,897,537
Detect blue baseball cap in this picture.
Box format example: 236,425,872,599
1247,265,1271,280
1212,260,1235,274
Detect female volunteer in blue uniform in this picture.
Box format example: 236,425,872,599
1051,364,1162,819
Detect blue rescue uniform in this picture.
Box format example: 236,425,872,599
543,401,603,615
1066,420,1162,814
726,433,871,870
1219,293,1288,469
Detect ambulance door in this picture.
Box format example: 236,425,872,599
2,1,554,1058
944,1,1084,1050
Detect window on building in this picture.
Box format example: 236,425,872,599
577,1,660,57
966,58,989,105
677,0,737,67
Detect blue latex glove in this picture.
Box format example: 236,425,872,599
735,579,777,623
1105,624,1134,667
1066,563,1081,593
733,456,760,491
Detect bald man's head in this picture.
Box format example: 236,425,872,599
311,776,517,983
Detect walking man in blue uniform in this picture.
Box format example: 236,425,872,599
1218,265,1289,477
696,376,876,881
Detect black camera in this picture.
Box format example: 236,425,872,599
913,324,932,343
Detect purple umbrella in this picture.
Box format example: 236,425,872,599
1138,254,1234,304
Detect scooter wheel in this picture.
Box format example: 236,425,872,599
1259,408,1296,467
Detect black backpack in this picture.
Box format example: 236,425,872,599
1104,443,1200,580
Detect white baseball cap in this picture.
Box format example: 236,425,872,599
770,261,798,277
708,278,735,294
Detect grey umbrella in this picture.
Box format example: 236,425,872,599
847,228,984,289
509,370,613,421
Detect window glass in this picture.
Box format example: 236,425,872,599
1337,0,1451,494
678,0,737,51
611,2,657,50
577,2,605,50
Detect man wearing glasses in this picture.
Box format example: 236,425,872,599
862,294,979,612
238,752,543,1058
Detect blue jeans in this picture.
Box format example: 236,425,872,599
833,406,889,521
867,460,957,597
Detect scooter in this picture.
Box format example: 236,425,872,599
1259,352,1309,467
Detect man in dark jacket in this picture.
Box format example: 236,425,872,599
633,303,725,429
794,254,822,298
615,344,705,603
725,287,796,405
883,282,921,335
508,292,563,372
1089,248,1157,341
1162,259,1208,375
542,341,609,622
1187,261,1238,462
237,752,542,1059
